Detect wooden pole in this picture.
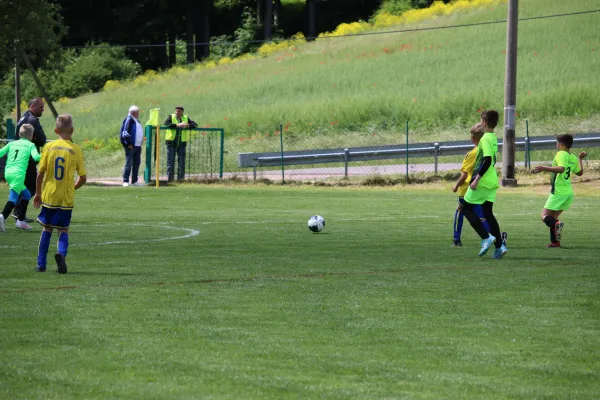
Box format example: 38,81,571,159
501,0,518,187
14,43,21,121
155,127,160,187
20,49,59,119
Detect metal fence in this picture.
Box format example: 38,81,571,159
143,125,225,183
238,133,600,180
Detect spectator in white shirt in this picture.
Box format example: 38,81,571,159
119,105,144,186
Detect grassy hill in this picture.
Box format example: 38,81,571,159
19,0,600,176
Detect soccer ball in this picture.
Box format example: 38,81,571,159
308,215,325,233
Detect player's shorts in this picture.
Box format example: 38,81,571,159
37,207,72,229
464,187,497,205
8,189,31,203
544,193,573,211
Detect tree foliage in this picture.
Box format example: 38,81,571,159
0,0,66,76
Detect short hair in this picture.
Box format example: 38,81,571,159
19,124,34,140
481,110,500,129
56,114,73,132
129,105,139,114
29,97,43,107
470,122,484,136
556,134,574,149
175,106,184,111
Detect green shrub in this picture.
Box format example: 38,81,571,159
51,44,140,98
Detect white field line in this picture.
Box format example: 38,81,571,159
0,224,200,249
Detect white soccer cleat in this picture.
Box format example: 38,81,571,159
16,220,33,231
478,234,496,257
122,182,129,187
131,182,144,186
0,214,5,232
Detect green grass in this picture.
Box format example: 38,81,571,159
1,183,599,399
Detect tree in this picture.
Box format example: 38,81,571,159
0,0,65,78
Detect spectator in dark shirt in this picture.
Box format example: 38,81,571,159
14,97,47,221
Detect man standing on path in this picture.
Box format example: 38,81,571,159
120,105,144,186
14,97,47,221
164,106,197,182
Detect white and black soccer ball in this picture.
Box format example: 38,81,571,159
308,215,325,233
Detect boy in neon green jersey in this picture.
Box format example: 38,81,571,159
461,110,506,259
0,124,41,232
534,134,586,247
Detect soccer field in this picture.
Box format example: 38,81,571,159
1,184,598,399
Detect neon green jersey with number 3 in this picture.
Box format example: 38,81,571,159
550,150,580,196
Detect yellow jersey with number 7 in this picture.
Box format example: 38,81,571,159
38,139,86,209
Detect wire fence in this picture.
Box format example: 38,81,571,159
2,120,599,184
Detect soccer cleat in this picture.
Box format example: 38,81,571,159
122,182,129,187
451,240,462,247
554,221,564,241
478,234,496,257
131,182,144,187
15,220,32,231
55,253,67,274
547,242,561,248
0,214,5,232
492,244,508,259
501,232,508,247
35,266,46,272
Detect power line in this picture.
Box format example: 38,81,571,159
63,8,600,50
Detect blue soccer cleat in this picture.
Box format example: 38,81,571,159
35,266,46,272
478,234,496,257
492,244,508,259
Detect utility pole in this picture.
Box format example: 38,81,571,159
264,0,273,40
502,0,518,187
15,40,21,120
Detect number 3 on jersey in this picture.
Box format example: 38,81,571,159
54,157,65,180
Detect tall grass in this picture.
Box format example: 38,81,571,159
19,0,600,176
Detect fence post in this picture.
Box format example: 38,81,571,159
434,142,440,175
525,119,530,169
344,148,349,178
279,124,285,184
6,119,15,140
144,125,153,183
219,129,224,179
405,120,409,182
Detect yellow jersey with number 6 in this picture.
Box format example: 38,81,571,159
38,139,86,209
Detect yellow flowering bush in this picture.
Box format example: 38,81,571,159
374,0,506,28
235,53,255,62
166,66,189,76
218,56,234,65
103,80,122,91
318,21,371,38
257,33,306,57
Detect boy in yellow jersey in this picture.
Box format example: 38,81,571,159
451,123,489,247
534,134,586,247
462,110,506,259
33,114,87,273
